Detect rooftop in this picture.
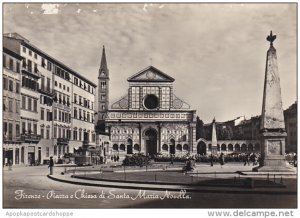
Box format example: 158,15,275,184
3,32,97,87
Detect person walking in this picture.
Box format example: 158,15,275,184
210,154,214,167
219,153,224,168
8,159,12,171
244,154,250,166
48,156,54,175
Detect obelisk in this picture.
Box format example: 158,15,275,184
254,31,292,172
211,118,218,155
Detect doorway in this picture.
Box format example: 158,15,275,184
169,139,175,155
127,139,133,154
144,129,157,157
197,141,207,155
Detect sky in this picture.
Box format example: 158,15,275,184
3,3,297,123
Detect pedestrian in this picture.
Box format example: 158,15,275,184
116,155,119,162
219,153,224,168
48,156,54,175
250,153,257,166
210,154,214,167
29,156,33,166
8,159,12,171
113,155,116,162
293,153,297,167
244,154,250,166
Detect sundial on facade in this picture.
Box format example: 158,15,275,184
146,70,156,79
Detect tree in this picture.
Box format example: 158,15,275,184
196,116,205,140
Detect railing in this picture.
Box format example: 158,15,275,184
39,87,55,96
57,138,69,144
83,140,89,145
3,135,23,142
20,134,41,142
21,67,41,78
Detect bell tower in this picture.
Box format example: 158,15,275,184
96,45,109,133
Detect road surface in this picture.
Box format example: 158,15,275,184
3,165,297,208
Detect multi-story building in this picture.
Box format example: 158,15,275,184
284,101,297,153
3,47,23,166
3,33,96,164
70,66,97,152
4,34,42,165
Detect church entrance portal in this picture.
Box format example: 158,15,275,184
170,139,175,155
144,129,157,157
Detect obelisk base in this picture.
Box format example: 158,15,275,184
211,147,218,155
253,132,295,172
253,155,295,172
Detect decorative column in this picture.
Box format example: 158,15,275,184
138,123,142,153
211,118,218,155
254,31,293,172
157,122,161,153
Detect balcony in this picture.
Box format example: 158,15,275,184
39,86,54,96
57,138,69,145
20,134,41,142
83,140,89,145
3,134,23,143
21,66,41,79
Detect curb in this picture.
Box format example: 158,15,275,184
47,175,297,195
71,174,286,189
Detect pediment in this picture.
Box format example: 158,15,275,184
127,66,175,83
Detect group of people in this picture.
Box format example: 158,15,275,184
243,153,259,166
111,155,120,162
209,153,225,167
195,152,261,164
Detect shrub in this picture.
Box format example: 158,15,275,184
122,153,150,166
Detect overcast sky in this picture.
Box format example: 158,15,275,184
3,3,297,123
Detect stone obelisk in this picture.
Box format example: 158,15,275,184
211,118,218,155
254,31,292,172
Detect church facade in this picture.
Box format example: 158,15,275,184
102,65,197,157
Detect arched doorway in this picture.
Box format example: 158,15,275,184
113,144,118,151
134,144,140,152
127,139,133,154
169,139,175,154
197,141,206,155
144,129,157,157
176,144,182,152
120,144,125,151
235,144,240,152
183,144,189,151
221,144,227,152
248,144,253,152
241,144,247,152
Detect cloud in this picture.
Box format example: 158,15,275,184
41,4,60,14
3,3,296,123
